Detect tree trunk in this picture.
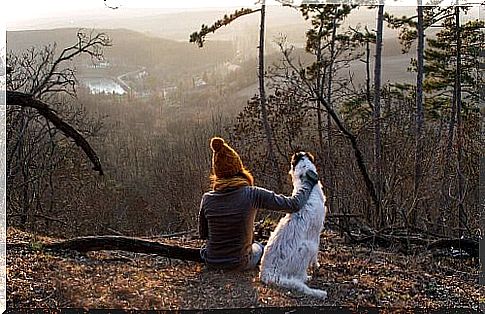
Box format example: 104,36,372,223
441,11,458,235
454,6,466,238
325,7,338,214
373,4,384,228
413,3,425,227
258,1,282,189
315,20,325,173
366,39,372,109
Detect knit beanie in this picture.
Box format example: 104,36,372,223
211,137,247,178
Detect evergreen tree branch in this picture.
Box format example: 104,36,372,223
189,8,260,47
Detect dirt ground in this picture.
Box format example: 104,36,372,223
7,227,482,311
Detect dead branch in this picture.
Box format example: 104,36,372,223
337,223,479,258
7,91,103,175
353,234,400,248
9,213,68,226
326,213,364,219
325,214,479,258
157,229,196,239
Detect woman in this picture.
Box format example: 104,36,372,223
198,137,318,271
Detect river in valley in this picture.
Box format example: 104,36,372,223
81,77,126,95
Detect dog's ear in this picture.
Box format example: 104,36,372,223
289,152,296,168
306,152,315,164
290,152,303,169
289,146,302,159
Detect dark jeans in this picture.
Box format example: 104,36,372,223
200,242,265,270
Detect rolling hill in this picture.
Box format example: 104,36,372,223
7,28,235,78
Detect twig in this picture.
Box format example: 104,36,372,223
326,213,364,219
106,227,126,236
150,229,196,239
104,0,119,9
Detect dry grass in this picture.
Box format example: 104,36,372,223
7,227,482,310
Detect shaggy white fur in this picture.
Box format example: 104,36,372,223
259,152,327,299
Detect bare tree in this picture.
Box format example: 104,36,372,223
453,5,466,238
373,4,384,227
7,29,110,229
412,2,425,227
275,43,379,216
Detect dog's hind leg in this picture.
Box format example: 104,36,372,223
276,277,327,299
292,242,311,283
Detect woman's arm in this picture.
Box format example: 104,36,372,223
251,172,318,213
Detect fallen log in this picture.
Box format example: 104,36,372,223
349,233,479,258
15,236,204,263
427,238,479,258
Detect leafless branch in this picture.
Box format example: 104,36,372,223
7,91,103,175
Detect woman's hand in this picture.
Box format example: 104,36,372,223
304,169,319,185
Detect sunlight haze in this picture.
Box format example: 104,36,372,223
6,0,271,26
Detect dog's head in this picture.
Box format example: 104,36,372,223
289,151,317,182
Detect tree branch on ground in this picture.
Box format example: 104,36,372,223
427,238,479,258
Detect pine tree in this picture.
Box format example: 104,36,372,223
387,5,482,234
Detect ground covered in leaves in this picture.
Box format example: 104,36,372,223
7,227,482,310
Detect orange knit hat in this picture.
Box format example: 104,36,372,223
210,137,253,184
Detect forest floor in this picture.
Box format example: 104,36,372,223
7,227,483,311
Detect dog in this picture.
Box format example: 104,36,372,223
259,152,327,299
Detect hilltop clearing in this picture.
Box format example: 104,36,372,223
7,227,481,310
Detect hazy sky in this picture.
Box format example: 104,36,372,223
4,0,481,31
6,0,475,23
5,0,276,23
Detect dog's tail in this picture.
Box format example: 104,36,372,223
269,276,327,299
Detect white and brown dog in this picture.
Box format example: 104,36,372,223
259,152,327,299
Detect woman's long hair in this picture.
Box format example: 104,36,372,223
210,168,254,191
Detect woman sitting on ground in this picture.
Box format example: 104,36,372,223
198,137,318,271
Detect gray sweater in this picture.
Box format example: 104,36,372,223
198,181,315,269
